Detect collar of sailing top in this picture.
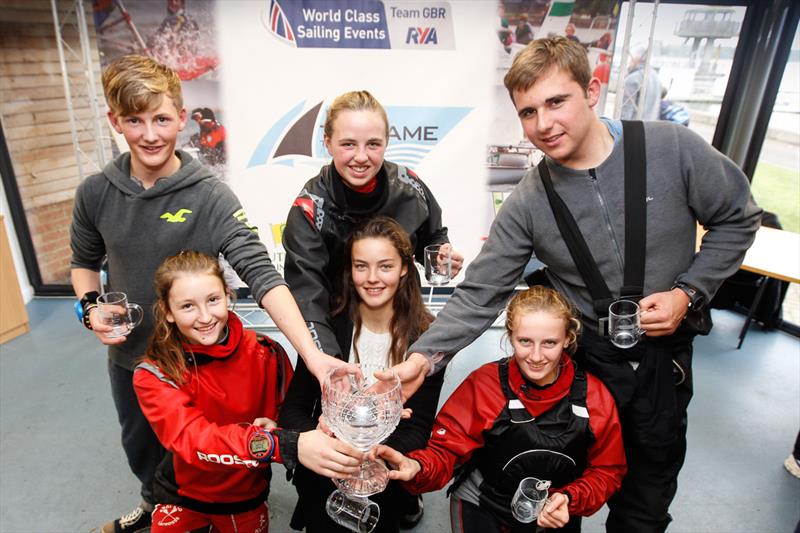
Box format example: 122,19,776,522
328,164,389,216
507,353,575,418
181,312,244,361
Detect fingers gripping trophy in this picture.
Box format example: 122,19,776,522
321,365,404,532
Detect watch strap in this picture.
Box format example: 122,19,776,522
672,282,704,309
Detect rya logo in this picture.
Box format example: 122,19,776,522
406,27,438,44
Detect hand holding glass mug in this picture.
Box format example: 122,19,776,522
97,292,143,338
511,477,551,523
424,244,452,286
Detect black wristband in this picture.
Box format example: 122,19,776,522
80,291,100,313
82,304,98,330
77,292,100,330
273,428,299,471
672,282,705,309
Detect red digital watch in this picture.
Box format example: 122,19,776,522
248,428,276,462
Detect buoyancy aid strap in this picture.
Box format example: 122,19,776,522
568,365,589,419
621,120,646,299
538,160,614,316
497,357,516,401
536,120,647,316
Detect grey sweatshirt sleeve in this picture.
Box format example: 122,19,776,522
208,181,286,304
409,179,536,373
673,126,762,302
70,178,105,271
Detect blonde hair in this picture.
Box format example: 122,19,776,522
504,37,591,102
505,286,581,354
324,90,389,140
102,55,183,116
144,251,228,384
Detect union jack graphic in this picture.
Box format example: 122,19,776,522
269,0,296,45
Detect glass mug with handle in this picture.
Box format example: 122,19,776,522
608,299,642,349
97,292,143,338
423,244,452,286
511,477,551,523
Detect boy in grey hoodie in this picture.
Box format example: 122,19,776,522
70,55,344,533
389,38,761,532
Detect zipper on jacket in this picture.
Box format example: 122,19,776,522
588,168,625,275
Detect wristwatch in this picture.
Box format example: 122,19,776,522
248,428,276,462
672,282,705,309
76,291,101,330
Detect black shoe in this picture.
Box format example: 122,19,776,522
399,495,424,529
101,504,152,533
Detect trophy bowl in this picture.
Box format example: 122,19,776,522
321,365,403,497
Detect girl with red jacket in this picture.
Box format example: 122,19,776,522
374,286,627,532
133,251,365,532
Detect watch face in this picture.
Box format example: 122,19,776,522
251,437,270,453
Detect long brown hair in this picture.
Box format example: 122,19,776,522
334,216,433,366
505,285,581,354
144,251,229,383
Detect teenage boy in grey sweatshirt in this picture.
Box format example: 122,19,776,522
70,55,345,533
387,38,761,532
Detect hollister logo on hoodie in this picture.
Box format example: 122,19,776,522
160,209,193,223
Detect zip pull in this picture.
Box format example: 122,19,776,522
588,168,597,180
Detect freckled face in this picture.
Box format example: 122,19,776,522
511,311,569,386
166,273,229,346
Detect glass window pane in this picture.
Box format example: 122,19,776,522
607,3,747,143
750,23,800,326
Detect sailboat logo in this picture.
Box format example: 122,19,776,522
248,100,472,170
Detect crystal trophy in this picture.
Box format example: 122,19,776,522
321,365,403,532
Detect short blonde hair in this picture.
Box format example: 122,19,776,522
323,90,389,140
505,286,581,354
102,55,183,116
504,37,591,102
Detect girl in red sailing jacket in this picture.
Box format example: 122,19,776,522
374,286,627,532
133,250,366,532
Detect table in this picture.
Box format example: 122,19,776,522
732,226,799,347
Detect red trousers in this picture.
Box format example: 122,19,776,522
151,503,269,533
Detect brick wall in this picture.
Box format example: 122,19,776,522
24,199,74,284
1,0,109,286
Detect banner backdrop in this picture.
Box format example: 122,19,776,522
90,1,619,285
93,0,227,178
217,1,497,279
